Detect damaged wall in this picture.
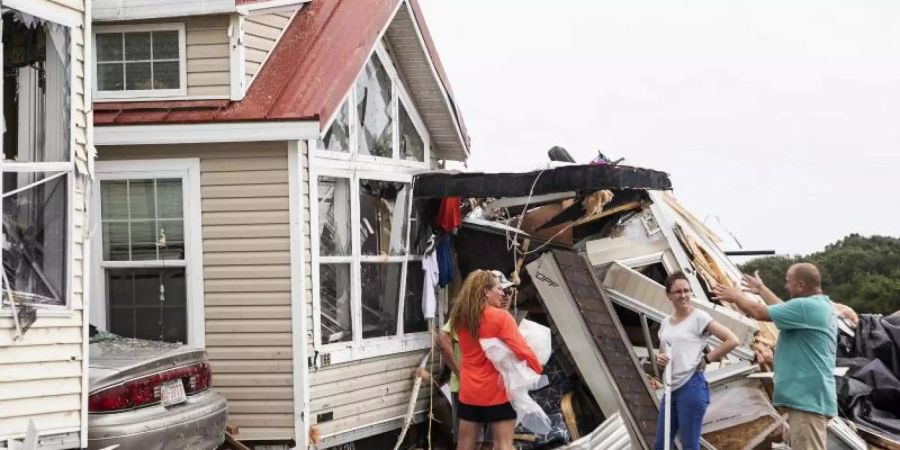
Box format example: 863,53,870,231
0,0,91,445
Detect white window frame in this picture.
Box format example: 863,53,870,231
310,167,430,363
92,23,188,100
90,159,205,347
0,12,78,314
313,41,432,169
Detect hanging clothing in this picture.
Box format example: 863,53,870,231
436,234,454,288
422,250,439,319
435,197,462,233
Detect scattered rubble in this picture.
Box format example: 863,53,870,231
411,156,900,449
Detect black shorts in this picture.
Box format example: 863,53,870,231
457,400,517,423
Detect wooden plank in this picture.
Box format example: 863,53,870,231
205,319,291,333
188,71,231,87
206,305,292,320
187,57,231,73
0,326,81,346
244,21,282,41
211,359,293,373
213,373,293,387
201,197,290,212
202,224,290,239
207,346,292,360
186,44,230,60
187,28,230,45
204,237,290,252
310,352,426,386
215,386,293,400
0,394,81,418
245,47,268,64
0,343,81,364
315,400,427,437
202,184,287,199
188,85,229,96
0,378,81,401
229,400,293,414
0,360,82,383
310,366,417,400
202,157,287,172
204,251,290,266
228,413,293,428
0,412,80,437
204,291,291,306
202,170,289,186
311,379,413,411
235,427,293,441
246,13,291,29
202,210,290,226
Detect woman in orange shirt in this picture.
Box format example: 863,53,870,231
449,270,543,450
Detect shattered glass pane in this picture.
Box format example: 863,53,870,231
317,101,350,153
356,56,393,158
317,177,351,256
361,262,402,339
403,260,428,333
319,263,352,343
359,180,409,256
107,268,187,343
101,179,184,262
2,173,68,306
399,103,425,162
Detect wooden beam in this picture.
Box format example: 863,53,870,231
573,200,644,226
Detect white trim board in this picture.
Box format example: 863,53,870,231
95,121,320,145
237,0,309,15
288,140,310,449
93,0,236,22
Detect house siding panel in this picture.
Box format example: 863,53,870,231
243,11,296,88
0,0,88,442
99,142,294,441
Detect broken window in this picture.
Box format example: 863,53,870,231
95,27,183,94
360,262,402,338
98,175,190,344
359,180,408,256
2,173,67,306
1,11,74,309
356,55,393,158
319,263,352,344
399,103,424,162
317,177,351,256
317,101,350,153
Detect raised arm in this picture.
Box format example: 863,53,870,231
711,284,771,322
741,271,783,306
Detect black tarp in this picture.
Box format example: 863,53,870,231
837,314,900,440
413,164,672,198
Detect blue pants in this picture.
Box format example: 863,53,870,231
655,371,710,450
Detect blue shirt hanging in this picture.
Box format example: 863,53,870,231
436,234,454,288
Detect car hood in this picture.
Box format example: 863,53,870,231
89,337,207,392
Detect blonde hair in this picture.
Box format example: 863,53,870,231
449,270,498,339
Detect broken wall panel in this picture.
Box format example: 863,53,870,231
527,250,658,449
602,262,758,350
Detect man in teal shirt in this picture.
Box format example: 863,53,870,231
713,263,837,450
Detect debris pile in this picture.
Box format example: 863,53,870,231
412,152,900,449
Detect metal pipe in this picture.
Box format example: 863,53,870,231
640,313,659,379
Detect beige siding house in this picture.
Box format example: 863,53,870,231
92,0,469,447
0,0,93,448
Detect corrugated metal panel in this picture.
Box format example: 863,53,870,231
100,141,294,441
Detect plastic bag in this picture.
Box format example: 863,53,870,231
480,337,552,435
519,319,553,365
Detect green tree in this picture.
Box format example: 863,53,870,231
739,234,900,315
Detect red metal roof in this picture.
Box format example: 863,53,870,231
95,0,469,149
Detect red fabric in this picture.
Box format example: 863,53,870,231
457,306,543,406
435,197,462,232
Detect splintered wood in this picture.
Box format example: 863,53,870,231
703,415,779,450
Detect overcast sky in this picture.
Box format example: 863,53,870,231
417,0,900,256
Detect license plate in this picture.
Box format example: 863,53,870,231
160,379,187,407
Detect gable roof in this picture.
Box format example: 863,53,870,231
94,0,470,160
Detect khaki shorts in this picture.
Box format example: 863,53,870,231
787,408,829,450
